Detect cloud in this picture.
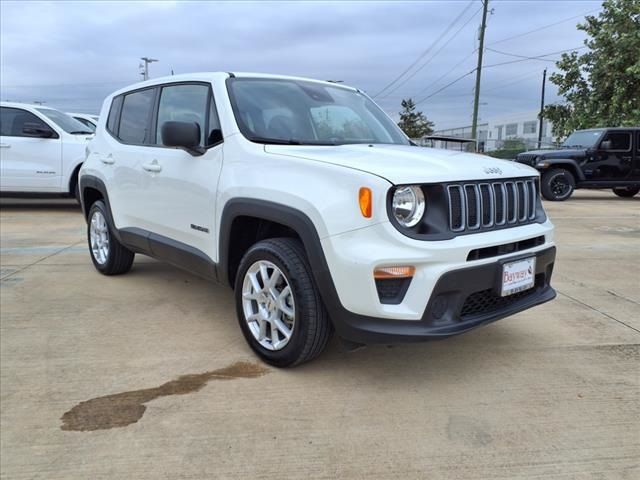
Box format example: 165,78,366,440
0,0,600,127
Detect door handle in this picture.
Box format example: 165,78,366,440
0,143,10,148
142,160,162,173
100,154,115,165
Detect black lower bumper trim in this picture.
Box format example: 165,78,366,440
326,247,556,344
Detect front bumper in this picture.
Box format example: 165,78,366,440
314,220,556,344
328,246,555,344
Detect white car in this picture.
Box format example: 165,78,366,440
0,102,94,199
68,112,99,132
79,72,557,367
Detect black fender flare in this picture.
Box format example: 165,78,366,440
78,175,126,244
537,159,585,181
217,198,346,319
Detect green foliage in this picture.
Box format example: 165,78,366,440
502,138,527,150
543,0,640,138
397,98,435,138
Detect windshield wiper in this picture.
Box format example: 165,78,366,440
70,130,94,135
248,136,336,146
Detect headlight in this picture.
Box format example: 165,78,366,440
392,185,425,228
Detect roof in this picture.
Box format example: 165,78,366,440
0,101,56,110
108,71,358,98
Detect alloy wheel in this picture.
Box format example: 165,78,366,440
90,211,110,265
241,260,295,351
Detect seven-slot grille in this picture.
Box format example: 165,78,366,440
447,178,538,232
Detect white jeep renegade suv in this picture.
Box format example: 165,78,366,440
79,72,556,367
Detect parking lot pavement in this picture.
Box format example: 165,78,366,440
1,192,638,479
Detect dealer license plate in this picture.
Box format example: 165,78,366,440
501,257,536,297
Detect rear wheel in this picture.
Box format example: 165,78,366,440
612,187,639,198
234,238,332,367
87,200,135,275
541,168,575,201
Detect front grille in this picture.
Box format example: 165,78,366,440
460,275,543,318
447,178,538,233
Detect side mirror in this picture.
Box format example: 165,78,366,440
22,122,54,138
600,140,612,150
161,121,204,156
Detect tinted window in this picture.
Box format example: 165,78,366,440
0,107,50,137
107,96,123,134
156,84,209,146
119,88,156,144
601,131,631,151
37,108,91,134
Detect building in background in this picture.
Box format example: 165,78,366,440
430,110,555,152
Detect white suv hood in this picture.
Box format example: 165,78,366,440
265,144,538,185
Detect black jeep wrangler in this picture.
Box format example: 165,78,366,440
515,127,640,201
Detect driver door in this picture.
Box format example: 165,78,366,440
0,107,62,192
592,130,633,181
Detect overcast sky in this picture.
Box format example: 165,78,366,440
0,0,602,129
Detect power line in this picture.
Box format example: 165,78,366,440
414,69,476,106
377,4,482,99
486,47,559,63
411,49,477,99
487,8,600,46
372,0,475,98
483,46,587,68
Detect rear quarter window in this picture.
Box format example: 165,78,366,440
106,96,124,135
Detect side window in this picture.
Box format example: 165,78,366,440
601,131,631,151
118,88,156,144
0,107,49,137
156,84,209,146
107,95,123,134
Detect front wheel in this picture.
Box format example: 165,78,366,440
234,238,332,367
612,187,639,198
541,168,575,201
87,200,135,275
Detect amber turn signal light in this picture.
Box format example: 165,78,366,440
359,187,372,218
373,266,416,279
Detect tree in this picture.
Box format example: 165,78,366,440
397,98,435,138
543,0,640,139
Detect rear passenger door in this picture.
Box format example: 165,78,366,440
103,87,157,230
142,83,223,262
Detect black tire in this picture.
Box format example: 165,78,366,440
612,187,639,198
87,200,135,275
541,168,575,201
234,238,332,367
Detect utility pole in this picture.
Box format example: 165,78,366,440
140,57,158,80
471,0,489,152
537,68,547,149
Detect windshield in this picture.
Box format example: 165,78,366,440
73,116,97,132
36,108,93,134
562,129,604,148
227,78,409,146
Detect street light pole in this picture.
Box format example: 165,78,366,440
140,57,159,81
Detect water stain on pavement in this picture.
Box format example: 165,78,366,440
61,361,269,432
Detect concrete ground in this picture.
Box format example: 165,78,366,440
1,191,639,479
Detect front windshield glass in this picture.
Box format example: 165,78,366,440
562,129,604,148
227,78,410,146
74,117,97,132
36,108,93,134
